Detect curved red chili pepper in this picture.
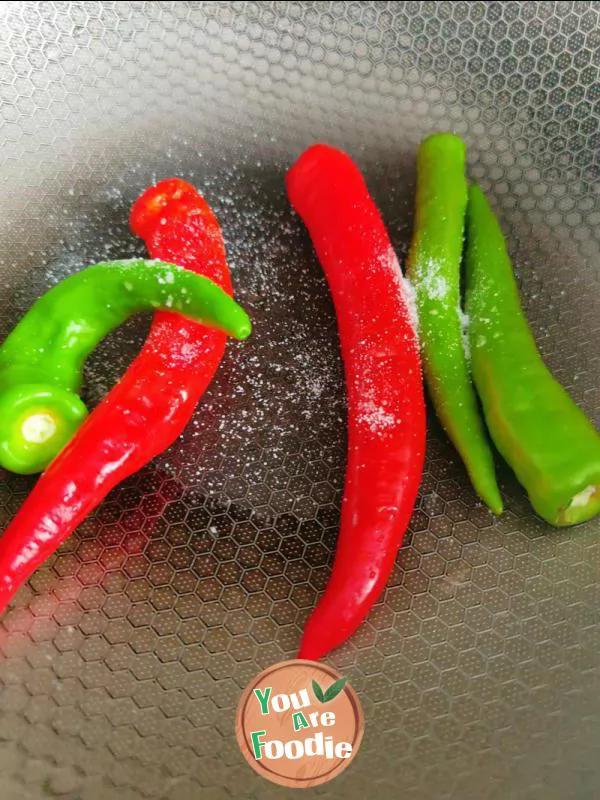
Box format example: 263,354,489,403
286,145,426,660
0,179,232,612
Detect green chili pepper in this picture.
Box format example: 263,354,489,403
0,259,251,474
465,185,600,527
407,133,503,514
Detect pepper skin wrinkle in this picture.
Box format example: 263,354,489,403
466,185,600,527
287,144,426,660
0,180,240,613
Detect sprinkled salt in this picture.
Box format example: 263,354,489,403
377,248,419,337
421,256,450,301
401,276,419,336
358,399,396,434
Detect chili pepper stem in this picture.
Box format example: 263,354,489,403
559,485,600,527
21,412,55,443
0,384,88,474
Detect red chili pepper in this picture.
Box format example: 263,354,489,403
0,179,232,612
286,145,426,660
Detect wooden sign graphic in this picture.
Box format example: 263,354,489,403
236,659,364,788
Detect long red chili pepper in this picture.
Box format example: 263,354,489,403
286,145,426,660
0,179,232,612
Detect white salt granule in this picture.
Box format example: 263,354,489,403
459,308,470,361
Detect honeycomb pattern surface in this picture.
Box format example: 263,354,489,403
0,2,599,799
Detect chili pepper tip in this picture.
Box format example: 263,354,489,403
130,178,201,239
232,314,252,341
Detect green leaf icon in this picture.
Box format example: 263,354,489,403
323,677,347,702
312,676,348,703
312,679,325,703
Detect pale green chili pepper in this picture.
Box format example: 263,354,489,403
0,259,251,474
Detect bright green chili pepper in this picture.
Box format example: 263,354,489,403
0,259,251,474
465,185,600,527
407,133,503,514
